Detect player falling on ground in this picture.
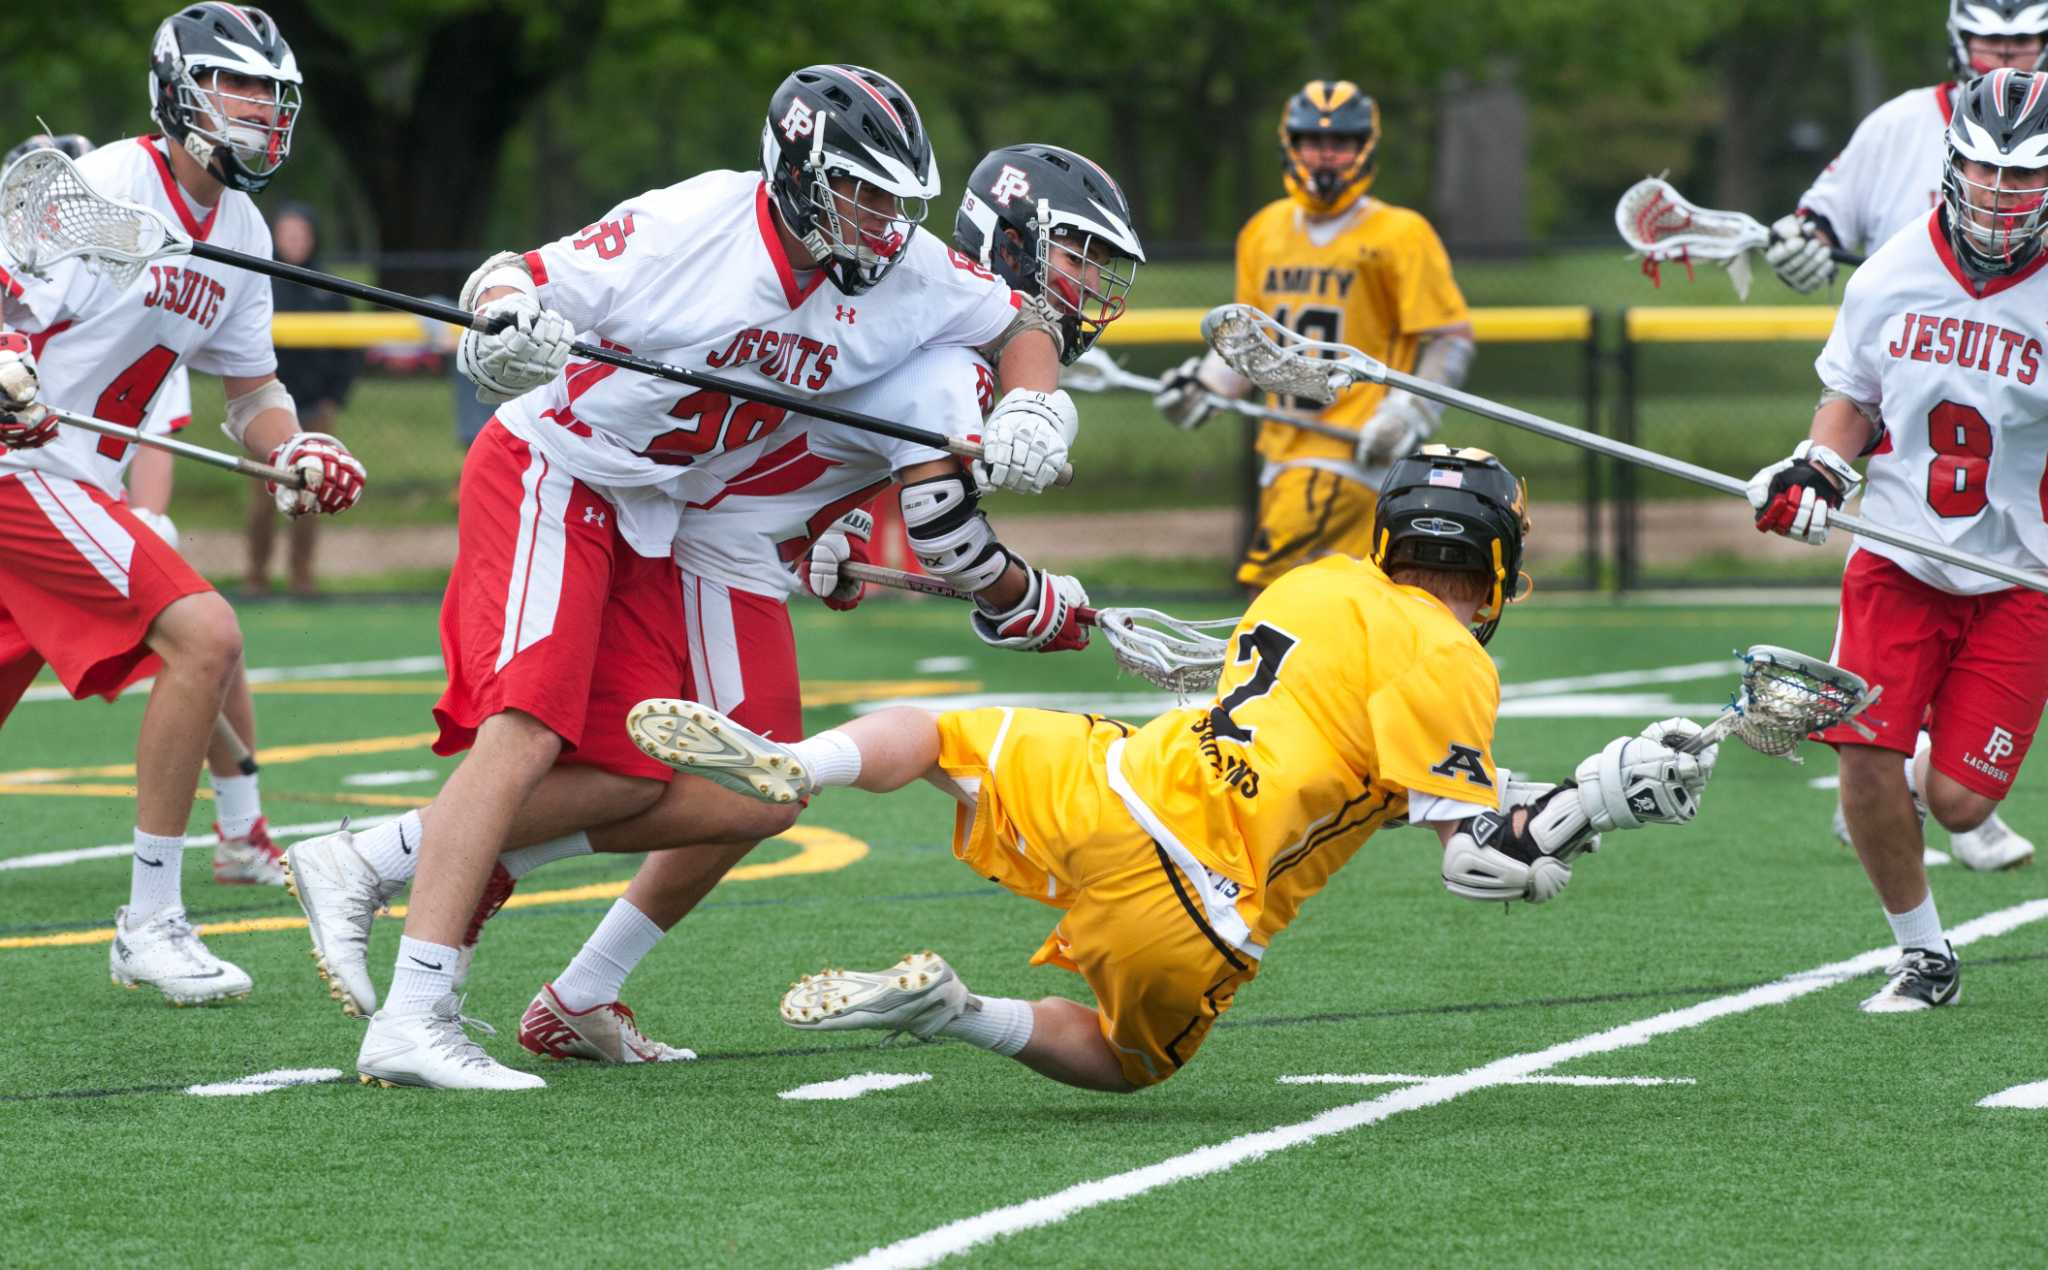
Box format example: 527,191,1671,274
634,448,1718,1090
288,66,1077,1090
1748,69,2048,1011
1763,0,2043,872
1151,79,1475,592
0,4,363,1006
5,129,285,888
288,142,1143,1070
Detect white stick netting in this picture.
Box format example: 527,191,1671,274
1613,177,1768,296
1687,644,1880,763
1093,607,1236,696
0,149,176,292
1201,303,1355,405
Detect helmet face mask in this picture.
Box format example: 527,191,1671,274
149,4,301,194
1370,445,1532,646
1278,80,1380,216
1941,69,2048,275
953,144,1144,362
1948,1,2048,74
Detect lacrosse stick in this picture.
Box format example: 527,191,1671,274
211,712,260,778
1614,177,1863,298
1201,303,2048,595
40,405,301,486
841,561,1236,694
1658,644,1880,764
1064,346,1373,450
0,149,1067,487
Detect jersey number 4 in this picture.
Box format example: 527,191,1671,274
90,345,179,462
1208,623,1298,745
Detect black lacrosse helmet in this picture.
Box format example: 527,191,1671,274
1279,79,1381,215
1371,445,1532,646
760,64,939,296
149,3,301,194
4,133,94,168
1949,0,2048,75
1941,69,2048,276
953,144,1145,363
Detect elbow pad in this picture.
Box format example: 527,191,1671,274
459,250,537,311
221,378,296,446
900,469,1011,593
976,294,1066,366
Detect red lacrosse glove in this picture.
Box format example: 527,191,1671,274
0,332,56,451
268,431,366,517
971,565,1091,653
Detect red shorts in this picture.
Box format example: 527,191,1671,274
1820,550,2048,800
0,469,211,723
432,421,686,781
677,571,803,741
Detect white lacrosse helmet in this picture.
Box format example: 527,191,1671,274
1942,68,2048,275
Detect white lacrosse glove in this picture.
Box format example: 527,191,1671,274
1153,356,1218,430
130,506,180,553
1440,810,1575,904
1764,214,1837,294
1356,393,1433,466
459,295,573,404
0,331,56,450
1636,717,1719,794
1747,439,1860,546
971,566,1090,653
1573,735,1712,830
267,432,366,518
801,508,873,612
974,388,1077,495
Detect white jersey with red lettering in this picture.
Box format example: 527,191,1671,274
0,137,277,496
1798,83,1957,255
670,344,996,598
493,169,1022,556
1815,211,2048,596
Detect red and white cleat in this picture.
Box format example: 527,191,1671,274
453,863,517,991
517,983,697,1064
213,817,286,886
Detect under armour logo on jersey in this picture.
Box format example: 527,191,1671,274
1428,743,1493,788
779,98,816,142
1986,726,2017,764
582,506,607,528
989,163,1032,207
835,305,856,324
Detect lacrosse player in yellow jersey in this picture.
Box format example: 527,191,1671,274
1155,79,1477,592
629,448,1718,1091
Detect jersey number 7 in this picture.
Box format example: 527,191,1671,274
1209,623,1299,745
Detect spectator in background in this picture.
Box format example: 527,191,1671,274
250,202,358,595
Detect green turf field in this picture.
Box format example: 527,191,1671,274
4,595,2044,1268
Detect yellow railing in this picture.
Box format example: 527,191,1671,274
1623,306,1836,343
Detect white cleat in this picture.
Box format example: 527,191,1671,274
516,984,697,1064
283,827,403,1019
627,698,813,804
357,993,545,1091
1948,816,2034,872
212,817,286,886
109,906,253,1006
780,950,970,1041
1859,943,1961,1013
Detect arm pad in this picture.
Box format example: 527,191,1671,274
976,294,1066,366
459,250,537,311
899,469,1012,593
221,377,297,447
1441,808,1573,904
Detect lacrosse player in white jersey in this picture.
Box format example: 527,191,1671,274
1749,70,2048,1011
286,66,1077,1089
1763,1,2045,873
0,4,363,1006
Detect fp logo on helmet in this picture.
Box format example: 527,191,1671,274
779,99,815,142
990,164,1032,207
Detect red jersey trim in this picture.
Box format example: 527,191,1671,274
166,414,191,434
755,181,827,310
0,262,22,300
141,137,219,243
522,249,550,287
1936,81,1957,127
1926,209,2048,298
28,320,73,359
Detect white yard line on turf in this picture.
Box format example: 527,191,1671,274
16,654,443,704
0,816,393,870
185,1068,344,1098
1978,1080,2048,1109
1278,1073,1695,1088
829,897,2048,1270
780,1073,934,1102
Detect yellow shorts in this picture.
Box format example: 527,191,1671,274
1236,465,1377,591
937,707,1260,1088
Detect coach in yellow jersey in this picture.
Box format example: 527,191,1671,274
631,448,1719,1092
1156,79,1477,592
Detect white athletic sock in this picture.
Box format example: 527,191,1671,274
789,730,862,789
552,899,665,1013
1885,893,1946,954
210,772,262,840
939,994,1035,1057
128,829,185,918
502,831,593,880
387,935,460,1014
354,811,423,882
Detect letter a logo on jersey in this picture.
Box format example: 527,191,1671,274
989,164,1032,207
1429,743,1492,788
780,99,815,143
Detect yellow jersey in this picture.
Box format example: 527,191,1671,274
1112,555,1500,945
1233,197,1469,469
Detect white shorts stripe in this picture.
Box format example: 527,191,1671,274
495,449,574,672
682,573,747,715
1104,738,1265,962
16,471,136,598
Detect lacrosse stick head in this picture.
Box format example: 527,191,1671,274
1091,606,1236,696
1613,176,1767,298
0,148,178,292
1059,346,1131,395
1702,644,1880,760
1201,303,1384,405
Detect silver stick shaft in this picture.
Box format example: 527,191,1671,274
47,408,302,487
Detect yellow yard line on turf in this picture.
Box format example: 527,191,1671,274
0,732,442,785
0,784,431,809
252,679,441,694
804,679,977,706
0,826,865,951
